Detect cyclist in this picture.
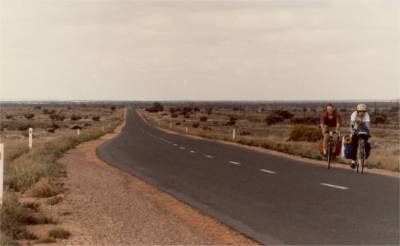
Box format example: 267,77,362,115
350,103,371,168
320,103,341,155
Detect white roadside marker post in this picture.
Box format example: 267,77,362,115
0,143,4,207
169,122,172,128
185,127,188,134
77,128,81,136
28,128,33,150
232,129,236,140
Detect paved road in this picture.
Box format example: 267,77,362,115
97,108,399,245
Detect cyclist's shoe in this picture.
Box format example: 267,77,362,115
350,161,356,169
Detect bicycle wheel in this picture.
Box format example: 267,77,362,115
327,140,332,169
360,140,365,174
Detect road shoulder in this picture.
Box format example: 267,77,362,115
57,109,256,245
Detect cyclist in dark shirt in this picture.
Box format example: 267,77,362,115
320,104,342,155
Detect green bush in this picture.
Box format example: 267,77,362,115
289,125,321,142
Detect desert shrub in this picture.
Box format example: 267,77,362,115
265,114,284,125
169,107,180,114
110,106,116,111
84,123,92,127
49,114,65,121
34,106,42,110
49,228,71,239
183,113,191,119
171,113,178,118
192,122,200,128
46,196,63,206
70,115,82,121
30,179,61,198
18,124,32,131
1,195,38,240
146,102,164,113
176,122,181,125
273,110,294,119
71,125,82,130
46,128,56,133
182,107,193,114
42,109,56,115
240,131,252,136
289,125,321,142
372,113,388,126
225,116,237,126
199,116,208,122
202,126,212,131
206,107,213,115
5,115,13,119
92,116,100,121
290,116,320,125
24,113,35,120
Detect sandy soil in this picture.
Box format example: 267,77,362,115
52,112,256,245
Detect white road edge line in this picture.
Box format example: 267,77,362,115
260,169,277,174
320,183,349,190
229,161,241,165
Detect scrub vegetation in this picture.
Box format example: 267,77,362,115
140,101,399,172
0,104,123,245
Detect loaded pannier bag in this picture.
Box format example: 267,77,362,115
343,135,353,159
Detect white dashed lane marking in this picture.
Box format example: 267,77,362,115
260,169,277,175
179,147,185,150
320,183,349,190
229,161,241,166
204,154,214,159
173,144,178,146
190,150,196,154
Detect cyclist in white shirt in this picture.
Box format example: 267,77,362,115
349,104,371,168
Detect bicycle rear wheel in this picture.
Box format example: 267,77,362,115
327,141,332,169
360,140,365,174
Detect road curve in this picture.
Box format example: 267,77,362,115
97,108,399,245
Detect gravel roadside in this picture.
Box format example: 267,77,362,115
57,116,256,245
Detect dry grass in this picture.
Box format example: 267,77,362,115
0,105,124,244
140,108,399,172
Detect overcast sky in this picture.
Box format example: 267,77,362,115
0,0,398,101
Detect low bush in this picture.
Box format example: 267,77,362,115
49,114,65,121
225,116,237,126
273,110,294,119
24,114,35,120
199,116,208,122
171,113,178,118
146,102,164,113
70,115,82,121
288,125,321,142
30,179,61,198
48,228,71,239
92,116,100,121
240,131,252,136
192,122,200,128
290,116,319,125
265,114,284,125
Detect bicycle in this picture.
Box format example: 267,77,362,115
325,131,338,169
356,131,369,174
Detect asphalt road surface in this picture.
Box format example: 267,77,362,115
97,108,399,245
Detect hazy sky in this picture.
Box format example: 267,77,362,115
0,0,399,101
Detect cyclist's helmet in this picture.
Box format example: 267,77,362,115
356,104,367,112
